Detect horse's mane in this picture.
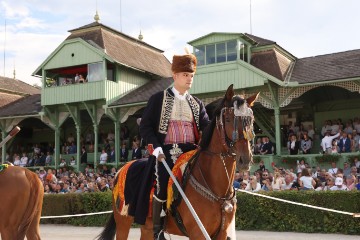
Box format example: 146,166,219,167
200,95,245,150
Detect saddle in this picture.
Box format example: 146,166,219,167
113,149,198,221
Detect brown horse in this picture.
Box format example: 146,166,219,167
98,84,259,240
0,165,44,240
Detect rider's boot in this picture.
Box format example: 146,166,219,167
153,198,166,240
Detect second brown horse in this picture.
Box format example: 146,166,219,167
0,166,44,240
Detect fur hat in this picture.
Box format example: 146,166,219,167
171,54,197,73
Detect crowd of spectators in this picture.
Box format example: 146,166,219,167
234,159,360,192
39,164,116,194
5,117,360,195
5,143,54,167
255,117,360,155
4,126,135,167
319,118,360,154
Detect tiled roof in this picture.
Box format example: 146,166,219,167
0,94,41,118
245,33,276,46
67,28,105,49
290,49,360,83
0,93,23,108
66,22,172,78
109,77,173,106
251,50,292,81
0,76,40,95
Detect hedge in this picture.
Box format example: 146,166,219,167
236,191,360,234
41,191,360,234
41,191,112,226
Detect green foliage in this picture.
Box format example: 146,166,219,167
252,156,262,164
280,156,306,164
27,165,75,173
347,154,360,163
236,191,360,234
97,163,126,171
41,192,112,226
315,154,341,163
45,78,56,87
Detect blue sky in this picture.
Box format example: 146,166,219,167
0,0,359,86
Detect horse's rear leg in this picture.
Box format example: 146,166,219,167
140,217,153,240
114,215,133,240
25,209,42,240
1,227,24,240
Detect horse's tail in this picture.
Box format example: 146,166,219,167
17,168,43,238
96,212,117,240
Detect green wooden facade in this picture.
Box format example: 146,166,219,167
190,60,268,95
2,29,360,173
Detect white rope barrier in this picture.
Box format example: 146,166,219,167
40,210,112,219
40,190,360,220
235,189,360,218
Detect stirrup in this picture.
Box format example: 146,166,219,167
155,230,171,240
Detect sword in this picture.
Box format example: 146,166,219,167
0,126,21,149
160,158,211,240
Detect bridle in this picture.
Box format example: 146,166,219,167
217,100,255,154
210,100,255,194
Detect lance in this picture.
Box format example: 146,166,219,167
0,126,21,149
160,158,211,240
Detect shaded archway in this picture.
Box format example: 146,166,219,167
9,117,54,163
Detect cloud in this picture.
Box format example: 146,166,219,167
0,0,360,86
0,1,29,19
0,30,65,85
15,17,47,29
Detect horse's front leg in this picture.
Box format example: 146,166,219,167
140,217,153,240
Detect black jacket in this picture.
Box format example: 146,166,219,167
140,88,209,149
120,148,129,161
131,148,142,160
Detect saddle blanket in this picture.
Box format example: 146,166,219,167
113,149,198,218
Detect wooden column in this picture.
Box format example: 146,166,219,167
93,124,99,170
1,130,6,163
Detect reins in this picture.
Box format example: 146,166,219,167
187,100,255,237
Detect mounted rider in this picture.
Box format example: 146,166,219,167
140,51,210,239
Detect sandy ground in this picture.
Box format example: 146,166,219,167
18,224,359,240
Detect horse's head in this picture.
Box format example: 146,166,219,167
217,84,259,172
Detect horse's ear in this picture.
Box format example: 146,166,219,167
246,92,260,107
224,84,234,105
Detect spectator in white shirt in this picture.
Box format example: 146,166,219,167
20,152,28,167
307,125,315,140
245,176,261,192
13,154,21,166
328,161,338,175
59,158,67,167
321,121,332,137
70,156,76,166
281,174,294,190
321,132,340,154
299,168,315,190
330,177,348,191
99,149,108,164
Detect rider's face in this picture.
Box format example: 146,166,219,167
173,72,194,94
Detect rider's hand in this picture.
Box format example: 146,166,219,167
157,153,165,162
